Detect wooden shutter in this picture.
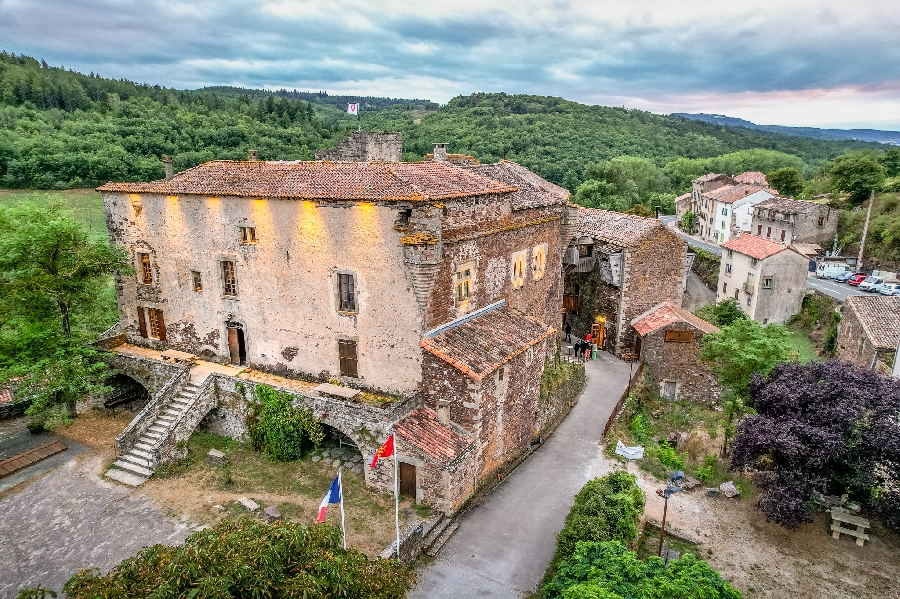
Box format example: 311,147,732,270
664,330,693,343
338,340,358,377
137,306,148,338
155,309,167,342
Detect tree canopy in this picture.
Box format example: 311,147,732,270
731,360,900,531
767,167,806,197
830,151,888,204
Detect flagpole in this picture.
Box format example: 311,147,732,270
393,432,400,559
339,467,346,550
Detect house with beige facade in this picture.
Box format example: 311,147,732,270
677,172,776,244
96,133,578,513
717,234,809,324
750,197,839,245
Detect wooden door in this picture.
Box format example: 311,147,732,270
227,327,240,365
399,462,416,499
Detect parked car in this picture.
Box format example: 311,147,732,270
848,273,869,286
860,276,888,292
881,283,900,296
836,271,864,283
816,263,852,279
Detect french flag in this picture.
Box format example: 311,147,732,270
316,474,342,523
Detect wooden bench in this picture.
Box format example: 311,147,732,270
830,508,870,547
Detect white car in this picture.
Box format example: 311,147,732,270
880,283,900,296
860,276,887,292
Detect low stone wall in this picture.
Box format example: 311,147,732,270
116,367,191,458
536,361,586,435
379,518,426,564
0,399,31,421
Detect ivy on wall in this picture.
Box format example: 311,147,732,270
246,384,324,461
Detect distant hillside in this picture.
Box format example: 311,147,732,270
673,113,900,146
199,86,438,112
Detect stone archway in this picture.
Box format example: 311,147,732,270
104,373,149,411
316,423,366,475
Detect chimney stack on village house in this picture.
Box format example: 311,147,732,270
436,399,451,425
247,149,259,161
433,143,448,162
162,155,173,181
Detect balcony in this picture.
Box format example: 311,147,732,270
743,282,754,295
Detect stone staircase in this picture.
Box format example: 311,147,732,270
106,380,200,486
422,513,459,557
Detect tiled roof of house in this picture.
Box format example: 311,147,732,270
693,173,730,184
571,207,663,247
845,295,900,350
631,302,720,336
755,197,820,214
792,242,823,257
395,407,475,469
468,160,569,210
720,234,789,260
98,160,516,201
421,301,555,381
675,192,692,203
734,171,768,186
705,184,776,205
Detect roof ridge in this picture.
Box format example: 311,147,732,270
424,300,506,338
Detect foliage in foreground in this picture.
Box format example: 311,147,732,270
542,541,741,599
20,518,413,599
693,298,747,329
246,384,324,461
731,360,900,531
551,472,645,571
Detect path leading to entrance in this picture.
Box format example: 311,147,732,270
409,353,632,599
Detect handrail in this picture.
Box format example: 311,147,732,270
150,374,217,464
115,366,190,456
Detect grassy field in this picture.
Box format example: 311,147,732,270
0,188,106,233
786,329,820,363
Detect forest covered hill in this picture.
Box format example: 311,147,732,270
0,51,886,191
674,113,900,145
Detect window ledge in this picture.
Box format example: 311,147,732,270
337,310,357,317
222,295,239,300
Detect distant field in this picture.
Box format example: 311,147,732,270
0,189,106,234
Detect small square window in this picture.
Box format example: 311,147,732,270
222,261,237,296
139,253,153,285
727,249,734,259
191,270,202,291
723,282,727,294
338,273,356,312
455,264,473,303
763,277,773,289
397,209,412,228
497,366,505,382
818,217,825,227
734,289,739,300
747,296,752,306
338,339,358,377
750,258,759,268
240,226,257,244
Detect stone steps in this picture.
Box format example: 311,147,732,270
426,522,459,557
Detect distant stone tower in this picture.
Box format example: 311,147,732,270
315,131,403,162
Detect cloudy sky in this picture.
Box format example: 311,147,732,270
2,0,899,129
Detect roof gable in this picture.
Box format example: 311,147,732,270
98,160,516,202
631,302,719,336
395,408,475,469
468,160,569,210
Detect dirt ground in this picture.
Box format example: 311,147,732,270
52,409,410,558
605,460,900,599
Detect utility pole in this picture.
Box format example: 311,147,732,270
858,189,875,271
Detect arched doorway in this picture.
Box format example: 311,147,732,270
317,424,364,474
225,321,247,365
104,374,149,411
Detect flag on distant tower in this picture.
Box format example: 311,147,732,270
370,433,394,469
347,102,359,115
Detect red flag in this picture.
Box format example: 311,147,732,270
370,434,394,469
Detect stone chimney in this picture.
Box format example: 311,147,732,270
247,149,259,161
161,155,173,181
435,399,451,425
433,143,448,162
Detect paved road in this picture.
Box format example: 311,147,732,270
660,215,722,256
409,353,632,598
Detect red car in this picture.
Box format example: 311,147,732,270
848,273,868,286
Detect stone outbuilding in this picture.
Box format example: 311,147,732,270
632,302,721,402
750,196,839,245
717,234,809,324
563,208,689,356
836,295,900,374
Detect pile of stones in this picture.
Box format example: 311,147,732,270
310,446,365,475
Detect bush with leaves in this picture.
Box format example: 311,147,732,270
246,384,324,461
542,541,741,599
551,472,645,572
730,360,900,530
18,518,413,599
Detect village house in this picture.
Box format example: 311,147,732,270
97,134,574,513
717,234,809,324
563,208,689,356
836,295,900,374
677,172,775,243
631,302,721,402
750,196,838,245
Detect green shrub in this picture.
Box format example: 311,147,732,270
47,518,413,599
628,412,652,444
246,384,324,461
542,541,741,599
695,453,718,483
653,441,686,471
551,472,645,572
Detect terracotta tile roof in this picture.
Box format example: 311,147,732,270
421,301,555,381
792,242,823,257
846,295,900,350
675,192,692,202
755,197,820,214
98,160,516,201
468,160,569,210
705,184,775,205
631,302,719,336
395,407,475,469
734,171,768,186
571,207,663,247
720,234,789,260
0,387,12,404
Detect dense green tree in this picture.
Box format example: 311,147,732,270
664,149,808,191
830,151,888,204
767,167,806,197
880,148,900,177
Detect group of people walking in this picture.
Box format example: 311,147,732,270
564,322,595,360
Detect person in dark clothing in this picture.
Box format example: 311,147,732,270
565,323,572,342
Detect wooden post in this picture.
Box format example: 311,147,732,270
858,189,875,271
657,496,669,558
